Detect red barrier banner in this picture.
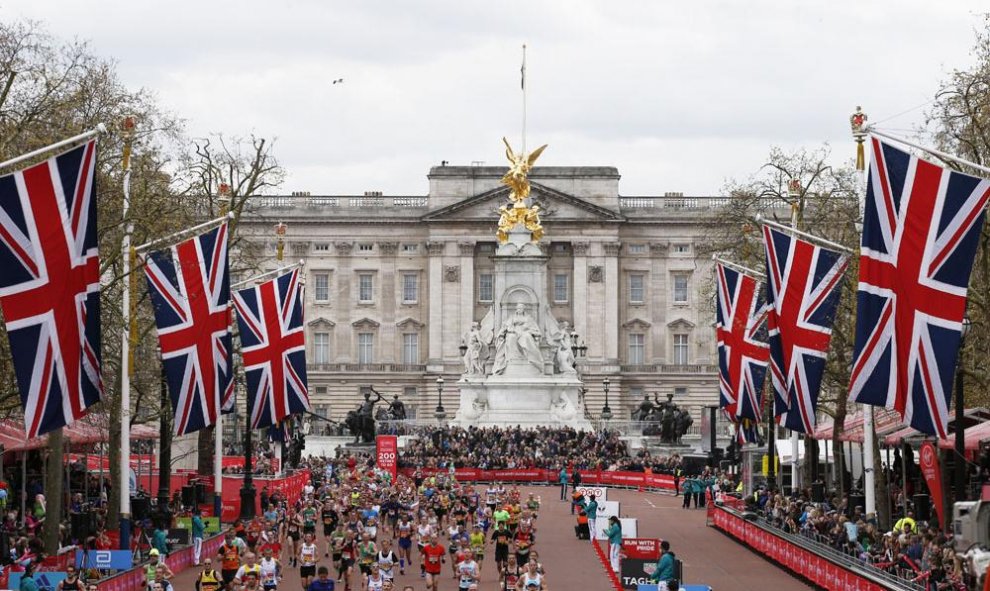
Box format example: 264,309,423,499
376,435,398,480
919,441,945,526
711,504,890,591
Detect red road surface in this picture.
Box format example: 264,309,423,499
169,485,813,590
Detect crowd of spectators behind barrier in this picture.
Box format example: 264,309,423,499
398,425,684,473
753,486,973,590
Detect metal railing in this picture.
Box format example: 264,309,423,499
249,195,429,209
747,509,932,591
307,363,426,373
619,364,718,374
619,196,791,209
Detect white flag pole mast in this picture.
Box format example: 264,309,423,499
0,125,106,172
274,222,287,477
521,43,527,156
119,117,136,550
787,180,802,494
852,107,877,517
214,184,232,518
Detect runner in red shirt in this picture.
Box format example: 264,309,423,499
421,534,446,591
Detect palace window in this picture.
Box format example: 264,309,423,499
314,273,330,302
673,334,689,365
402,274,419,303
401,243,418,253
358,333,374,364
673,274,689,304
358,273,374,303
479,273,494,302
358,243,373,252
629,274,645,304
314,332,330,364
402,333,419,364
553,273,569,303
314,243,330,252
628,244,646,254
628,333,645,364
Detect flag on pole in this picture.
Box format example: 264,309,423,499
714,263,769,422
849,137,990,438
762,225,848,433
0,139,103,437
735,418,760,445
233,268,310,429
144,223,233,435
521,45,526,90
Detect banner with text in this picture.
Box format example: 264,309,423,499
920,441,945,526
620,538,660,590
376,435,398,480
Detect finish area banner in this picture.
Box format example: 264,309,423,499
376,435,398,479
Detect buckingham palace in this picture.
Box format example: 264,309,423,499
238,163,726,425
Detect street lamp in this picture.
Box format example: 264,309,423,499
954,315,972,505
435,376,446,421
601,377,613,421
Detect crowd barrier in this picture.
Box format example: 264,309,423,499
96,533,224,591
134,469,310,522
396,467,677,490
708,502,910,591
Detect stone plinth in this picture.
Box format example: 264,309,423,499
454,373,591,429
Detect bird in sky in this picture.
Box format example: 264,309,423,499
332,78,344,85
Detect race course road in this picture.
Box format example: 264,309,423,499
169,485,812,591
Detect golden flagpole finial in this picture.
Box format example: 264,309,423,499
850,106,868,171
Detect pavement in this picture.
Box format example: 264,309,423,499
170,485,814,591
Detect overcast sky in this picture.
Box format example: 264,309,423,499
4,1,987,195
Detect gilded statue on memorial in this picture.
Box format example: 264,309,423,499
497,138,547,243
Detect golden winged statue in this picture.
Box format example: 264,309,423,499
501,138,547,203
497,138,548,243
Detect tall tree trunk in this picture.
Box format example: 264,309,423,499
198,427,213,475
831,393,849,501
44,429,64,555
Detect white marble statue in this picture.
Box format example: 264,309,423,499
492,303,544,374
462,322,486,375
554,321,577,374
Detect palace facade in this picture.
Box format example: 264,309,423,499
237,165,732,427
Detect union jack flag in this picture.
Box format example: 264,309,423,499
0,140,102,438
715,263,769,422
763,225,848,434
849,138,990,438
734,418,760,445
144,224,233,435
233,269,310,429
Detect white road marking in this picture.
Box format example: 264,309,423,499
645,499,656,508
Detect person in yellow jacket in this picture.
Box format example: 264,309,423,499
894,511,916,534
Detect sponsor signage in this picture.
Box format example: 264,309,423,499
9,572,67,591
166,528,190,546
919,441,945,526
75,549,133,570
575,485,608,502
175,516,221,534
620,538,660,590
376,435,398,479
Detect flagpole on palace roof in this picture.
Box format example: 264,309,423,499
852,107,878,518
119,116,136,551
521,43,527,156
0,124,106,172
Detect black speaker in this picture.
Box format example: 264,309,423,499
811,481,825,503
181,485,195,507
913,493,931,522
70,511,96,541
131,495,150,521
848,493,865,517
0,532,10,565
194,482,207,504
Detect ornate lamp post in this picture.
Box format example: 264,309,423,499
954,315,972,504
435,376,447,422
601,377,613,421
